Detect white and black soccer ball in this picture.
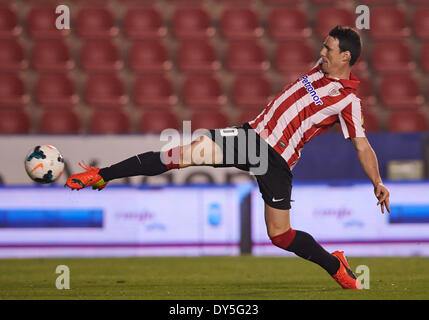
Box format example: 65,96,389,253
25,145,65,184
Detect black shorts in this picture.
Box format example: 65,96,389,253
204,123,293,210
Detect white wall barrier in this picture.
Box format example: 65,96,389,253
0,182,428,258
251,182,429,257
0,187,241,258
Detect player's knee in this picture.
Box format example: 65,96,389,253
268,226,291,242
163,144,215,169
178,145,191,168
265,205,291,241
265,216,291,240
211,141,224,164
184,136,223,166
269,227,296,250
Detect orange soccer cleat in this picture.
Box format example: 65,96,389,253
331,251,362,290
65,162,107,191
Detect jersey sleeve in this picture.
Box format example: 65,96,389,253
338,97,366,139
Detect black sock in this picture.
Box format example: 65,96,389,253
98,151,170,182
287,230,340,276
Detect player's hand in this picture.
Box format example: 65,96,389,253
374,183,390,214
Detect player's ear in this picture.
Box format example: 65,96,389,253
342,51,351,64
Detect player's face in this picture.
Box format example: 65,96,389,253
319,36,346,74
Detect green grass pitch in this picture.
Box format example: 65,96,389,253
0,256,428,300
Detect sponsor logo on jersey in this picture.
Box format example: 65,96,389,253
301,75,323,105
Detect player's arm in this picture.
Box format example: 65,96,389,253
350,137,390,214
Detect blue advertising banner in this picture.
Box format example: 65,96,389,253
389,205,429,224
0,209,103,228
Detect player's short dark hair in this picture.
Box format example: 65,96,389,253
329,25,362,66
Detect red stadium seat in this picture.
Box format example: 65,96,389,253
171,0,204,3
371,42,416,74
27,6,70,38
123,7,166,39
315,8,355,39
0,74,29,107
35,74,78,108
177,41,221,73
172,7,214,39
182,75,226,109
27,0,107,2
133,75,178,108
226,41,269,73
80,40,123,72
89,108,130,134
76,7,118,38
0,108,30,133
31,40,74,72
25,0,100,1
358,0,396,3
275,41,315,78
421,42,429,73
120,0,154,2
0,6,21,38
85,74,128,108
357,77,376,109
414,8,429,40
190,111,229,129
216,0,252,3
39,109,80,134
139,109,180,133
310,0,354,2
369,7,410,39
362,111,380,132
351,56,368,78
129,41,172,73
268,8,311,40
232,75,272,108
237,107,263,125
75,0,109,3
0,39,27,71
263,0,300,3
220,8,263,40
319,0,357,2
379,75,424,109
388,110,428,132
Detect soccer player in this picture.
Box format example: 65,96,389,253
66,26,390,290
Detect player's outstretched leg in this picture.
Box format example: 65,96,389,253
265,204,361,289
65,135,222,190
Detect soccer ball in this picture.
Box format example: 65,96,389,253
25,145,65,184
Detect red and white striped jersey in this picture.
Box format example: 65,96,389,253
248,60,366,170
